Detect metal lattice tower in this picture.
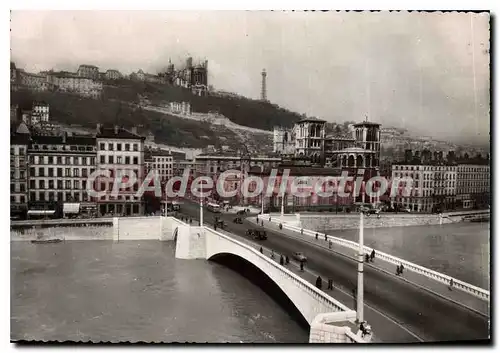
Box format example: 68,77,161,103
261,69,267,101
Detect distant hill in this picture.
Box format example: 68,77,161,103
102,79,302,130
10,87,275,151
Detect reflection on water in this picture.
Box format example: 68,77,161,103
324,222,490,289
11,241,308,343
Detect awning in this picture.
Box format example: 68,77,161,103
63,203,80,214
28,210,56,215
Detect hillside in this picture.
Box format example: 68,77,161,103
103,79,302,130
10,88,275,151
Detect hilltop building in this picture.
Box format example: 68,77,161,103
77,64,99,79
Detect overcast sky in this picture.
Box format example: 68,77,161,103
10,11,490,145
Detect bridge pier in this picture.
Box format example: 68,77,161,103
309,311,368,343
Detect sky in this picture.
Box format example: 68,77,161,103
10,11,490,145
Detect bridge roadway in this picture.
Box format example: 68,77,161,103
176,200,489,343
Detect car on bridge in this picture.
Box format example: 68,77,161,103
292,252,307,263
214,217,226,229
246,229,267,240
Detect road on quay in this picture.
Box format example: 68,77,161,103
175,200,489,343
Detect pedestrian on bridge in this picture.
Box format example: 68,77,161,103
261,220,264,226
324,234,328,241
271,250,275,259
285,255,289,265
259,246,263,254
370,249,375,262
280,255,284,266
315,233,318,240
396,265,401,276
327,279,333,290
214,223,217,231
316,276,323,289
449,278,454,291
190,218,193,225
400,264,404,274
300,261,304,272
328,241,332,249
365,254,370,263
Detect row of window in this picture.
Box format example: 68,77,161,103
29,179,88,190
99,142,139,151
31,144,95,152
27,191,90,202
99,155,139,165
30,155,96,166
393,172,457,180
29,167,94,178
10,183,26,193
152,164,173,169
10,147,26,155
10,170,26,179
394,165,490,173
153,157,172,162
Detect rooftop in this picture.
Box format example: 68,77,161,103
97,127,145,140
297,117,327,124
353,121,381,127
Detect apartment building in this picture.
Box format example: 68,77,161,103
96,126,145,216
105,69,122,80
27,134,97,217
10,124,30,218
77,64,100,79
456,164,490,209
31,101,50,124
391,164,458,213
46,72,103,99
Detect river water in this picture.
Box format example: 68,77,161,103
11,240,308,343
325,222,490,289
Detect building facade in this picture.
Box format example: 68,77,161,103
46,72,103,99
294,117,326,164
105,69,122,80
77,65,100,79
456,164,490,209
27,134,97,217
31,101,50,124
273,126,295,155
391,164,457,213
96,126,145,216
10,125,30,218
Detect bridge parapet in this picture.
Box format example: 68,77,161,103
259,214,490,302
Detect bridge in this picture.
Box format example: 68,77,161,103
175,200,490,342
172,219,369,343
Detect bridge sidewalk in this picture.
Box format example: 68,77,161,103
249,218,489,317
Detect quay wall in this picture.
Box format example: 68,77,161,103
10,216,183,241
298,213,455,231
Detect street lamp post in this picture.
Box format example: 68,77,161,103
357,211,365,323
281,192,285,221
200,195,204,227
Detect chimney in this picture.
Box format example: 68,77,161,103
62,132,67,144
114,125,119,135
131,126,138,135
96,123,101,133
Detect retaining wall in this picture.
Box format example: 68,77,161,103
300,214,454,231
11,216,182,242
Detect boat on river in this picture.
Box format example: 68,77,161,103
31,238,63,244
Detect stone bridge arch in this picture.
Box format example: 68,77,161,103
209,252,308,328
205,229,352,325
